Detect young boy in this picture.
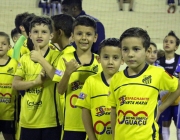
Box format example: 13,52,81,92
51,14,75,54
75,38,123,140
11,28,21,44
53,15,102,140
156,31,180,140
13,12,35,61
12,16,62,140
0,32,18,140
108,27,180,140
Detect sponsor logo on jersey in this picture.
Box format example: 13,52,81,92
0,93,11,103
95,106,111,117
118,110,148,126
119,95,149,106
142,75,152,84
55,69,64,76
71,81,84,91
94,120,111,135
78,92,87,100
27,100,42,109
92,65,98,73
26,88,42,95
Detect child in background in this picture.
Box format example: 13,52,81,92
108,27,180,140
11,28,21,44
40,0,51,16
7,28,21,57
146,42,164,140
156,31,180,140
167,0,176,13
53,15,102,140
0,32,18,140
119,0,134,11
51,0,62,16
76,38,123,140
12,16,62,140
13,12,34,61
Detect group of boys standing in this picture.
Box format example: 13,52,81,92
0,0,180,140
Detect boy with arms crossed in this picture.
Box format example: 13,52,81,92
76,38,123,140
12,16,61,140
53,15,102,140
0,32,18,140
108,27,180,140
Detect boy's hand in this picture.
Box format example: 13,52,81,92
63,58,81,75
30,45,43,63
34,69,46,86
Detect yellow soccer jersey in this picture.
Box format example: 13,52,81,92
15,47,61,128
108,64,178,140
53,52,102,131
7,47,13,57
76,72,112,140
0,57,18,120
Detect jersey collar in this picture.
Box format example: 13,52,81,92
124,63,149,78
74,51,94,66
101,72,109,87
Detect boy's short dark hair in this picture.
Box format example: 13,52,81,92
22,14,36,36
150,42,157,48
62,0,82,10
0,32,10,45
72,15,97,33
98,38,120,55
51,14,75,38
165,31,180,46
11,28,19,39
30,16,53,33
15,12,31,33
119,27,150,50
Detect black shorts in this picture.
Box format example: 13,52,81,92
63,130,86,140
20,126,62,140
0,120,15,134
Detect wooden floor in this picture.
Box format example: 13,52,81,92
0,0,179,139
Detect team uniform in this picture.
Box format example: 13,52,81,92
108,64,178,140
0,57,18,135
53,51,102,140
15,47,62,140
76,72,112,140
156,54,180,125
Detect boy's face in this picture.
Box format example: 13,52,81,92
29,24,53,49
163,36,178,52
0,36,11,57
121,37,146,70
146,45,157,65
72,25,97,52
99,46,122,76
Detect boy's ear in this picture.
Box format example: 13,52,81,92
121,57,124,65
93,33,98,43
19,25,25,32
50,33,54,40
96,55,100,63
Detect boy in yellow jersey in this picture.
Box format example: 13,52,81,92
30,14,76,139
7,28,21,58
13,12,35,61
108,27,180,140
76,38,123,140
51,14,75,54
12,16,62,140
0,32,18,140
53,15,102,140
